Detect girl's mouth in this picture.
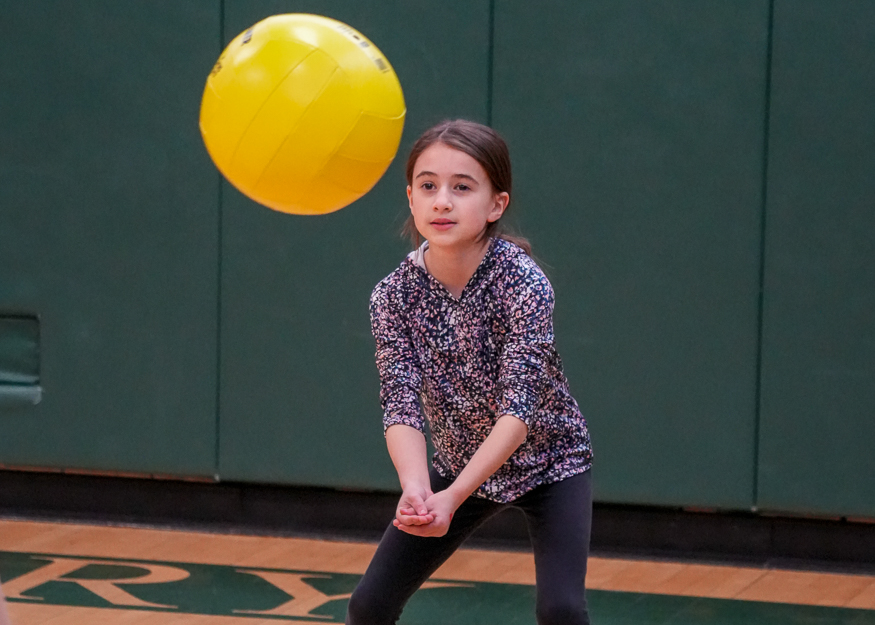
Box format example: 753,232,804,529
431,219,455,230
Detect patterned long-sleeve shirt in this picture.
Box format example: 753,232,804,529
370,237,593,503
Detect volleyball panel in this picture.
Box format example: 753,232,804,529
335,112,406,163
282,176,365,216
229,49,338,194
321,20,405,118
252,67,359,213
314,154,390,200
201,34,315,176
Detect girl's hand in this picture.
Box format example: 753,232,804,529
394,489,461,538
394,486,435,526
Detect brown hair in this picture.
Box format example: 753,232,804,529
402,119,532,255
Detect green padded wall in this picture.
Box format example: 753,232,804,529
0,2,221,475
1,1,872,520
492,1,770,508
216,0,491,488
757,1,875,517
0,315,42,408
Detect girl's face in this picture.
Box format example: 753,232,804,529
407,143,509,252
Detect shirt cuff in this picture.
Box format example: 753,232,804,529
382,412,425,435
497,382,539,426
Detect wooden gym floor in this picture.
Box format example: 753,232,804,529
1,518,874,624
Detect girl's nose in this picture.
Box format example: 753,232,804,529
433,186,452,210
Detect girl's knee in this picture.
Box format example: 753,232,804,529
345,586,399,625
536,597,589,625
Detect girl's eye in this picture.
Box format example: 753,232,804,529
456,184,470,191
421,182,435,190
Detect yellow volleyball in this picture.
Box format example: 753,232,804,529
199,14,406,215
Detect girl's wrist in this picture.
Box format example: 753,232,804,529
445,482,473,508
400,477,430,493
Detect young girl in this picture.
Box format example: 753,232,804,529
347,120,594,625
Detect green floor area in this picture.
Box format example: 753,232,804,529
403,585,875,625
2,551,874,624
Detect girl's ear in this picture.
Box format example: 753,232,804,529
487,191,510,223
407,185,413,210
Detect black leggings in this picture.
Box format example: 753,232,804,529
346,469,592,625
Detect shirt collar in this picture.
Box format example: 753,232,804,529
405,238,503,299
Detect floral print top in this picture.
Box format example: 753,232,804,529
370,237,593,503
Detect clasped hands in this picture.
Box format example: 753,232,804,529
393,485,463,538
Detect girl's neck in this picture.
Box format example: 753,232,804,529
424,237,492,299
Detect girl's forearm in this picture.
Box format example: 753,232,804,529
445,415,528,506
386,424,431,490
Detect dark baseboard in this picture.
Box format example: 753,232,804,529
0,469,872,573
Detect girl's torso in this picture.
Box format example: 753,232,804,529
373,238,593,503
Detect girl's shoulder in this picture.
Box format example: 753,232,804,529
491,238,552,291
370,254,425,312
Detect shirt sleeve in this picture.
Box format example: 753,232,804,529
496,261,556,426
370,280,425,434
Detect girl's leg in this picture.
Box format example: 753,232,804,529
346,470,503,625
0,580,10,625
516,470,593,625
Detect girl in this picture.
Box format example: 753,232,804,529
347,120,594,625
